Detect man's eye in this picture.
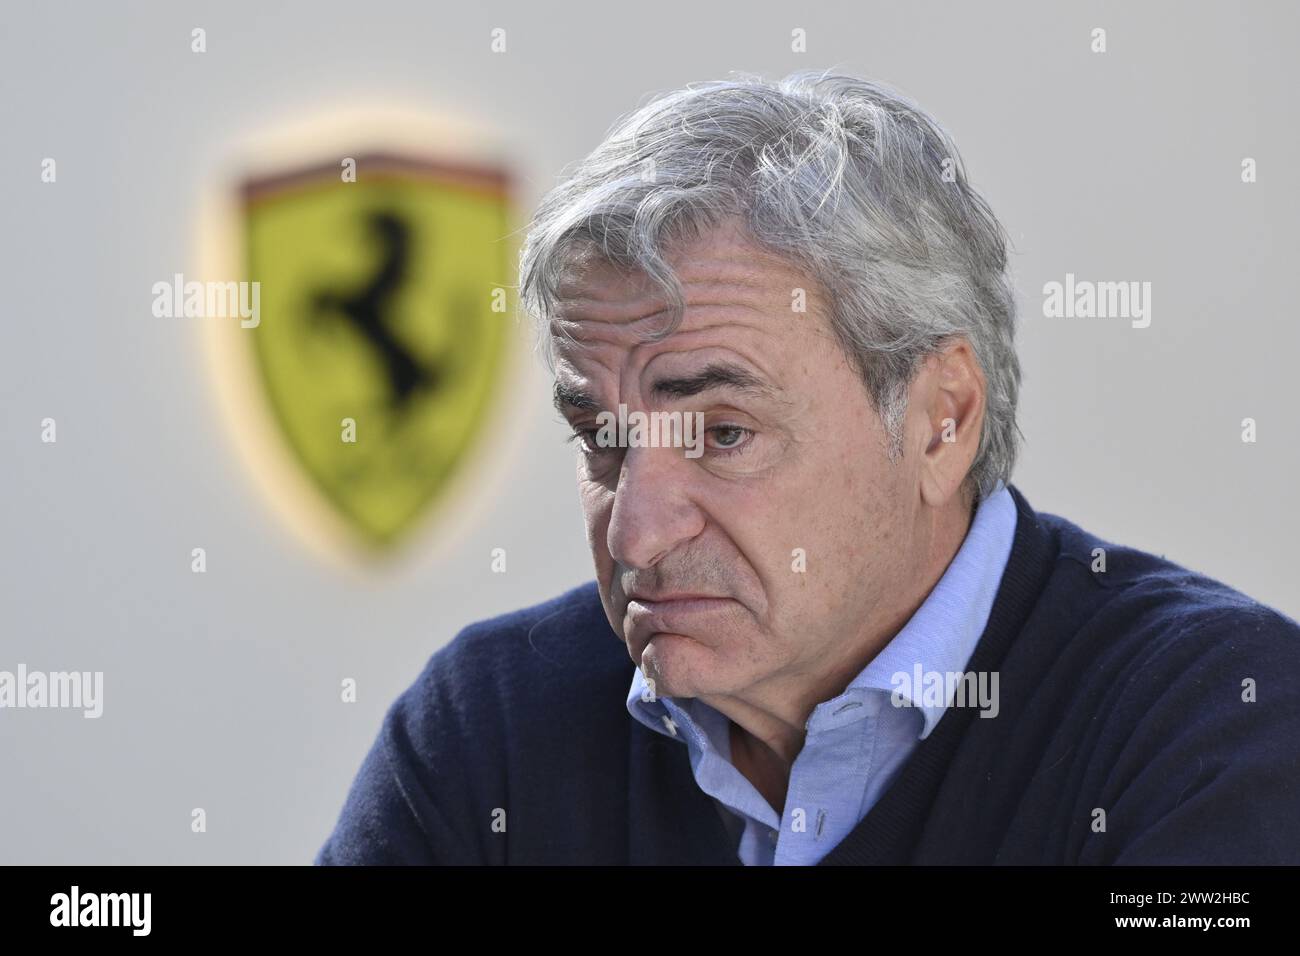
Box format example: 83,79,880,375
567,428,605,454
707,425,753,451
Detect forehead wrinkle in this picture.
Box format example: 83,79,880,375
550,249,822,412
552,297,768,333
552,249,815,324
555,301,803,393
552,297,672,325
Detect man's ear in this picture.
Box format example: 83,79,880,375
911,337,986,509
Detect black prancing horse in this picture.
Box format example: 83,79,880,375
311,210,438,412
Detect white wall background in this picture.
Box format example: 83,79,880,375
2,0,1296,863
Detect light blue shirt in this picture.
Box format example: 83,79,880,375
626,482,1018,865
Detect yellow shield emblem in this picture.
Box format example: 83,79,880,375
241,154,512,549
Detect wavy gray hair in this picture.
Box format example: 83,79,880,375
518,70,1021,500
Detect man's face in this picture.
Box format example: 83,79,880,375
551,218,925,705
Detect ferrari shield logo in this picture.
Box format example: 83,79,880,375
241,154,512,549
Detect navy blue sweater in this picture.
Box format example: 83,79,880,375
316,485,1300,864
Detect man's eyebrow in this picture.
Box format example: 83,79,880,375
553,380,600,413
650,362,778,401
551,361,781,415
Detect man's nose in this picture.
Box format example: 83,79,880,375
606,445,704,570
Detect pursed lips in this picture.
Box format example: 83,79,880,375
622,593,737,643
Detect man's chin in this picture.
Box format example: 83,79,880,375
638,632,720,699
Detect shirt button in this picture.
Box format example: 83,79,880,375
768,829,778,843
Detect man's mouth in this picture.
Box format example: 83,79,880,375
623,594,736,640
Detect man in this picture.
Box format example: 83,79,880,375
316,71,1300,865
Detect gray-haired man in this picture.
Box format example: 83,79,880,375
318,72,1300,865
